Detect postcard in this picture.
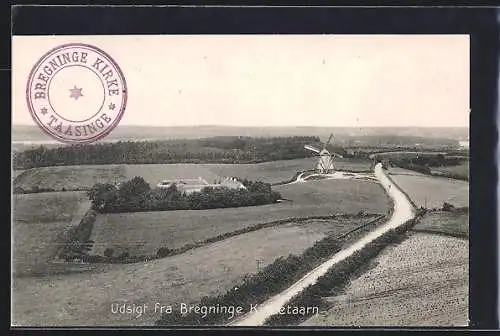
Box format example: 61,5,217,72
11,34,469,327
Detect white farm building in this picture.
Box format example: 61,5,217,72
157,176,246,194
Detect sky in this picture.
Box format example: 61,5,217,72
12,35,470,127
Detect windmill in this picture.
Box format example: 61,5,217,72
304,134,343,174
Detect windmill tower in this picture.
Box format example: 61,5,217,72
304,134,343,174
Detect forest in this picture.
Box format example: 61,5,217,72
13,136,323,169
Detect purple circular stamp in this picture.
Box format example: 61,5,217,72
26,43,127,144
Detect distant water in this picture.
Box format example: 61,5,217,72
12,140,62,145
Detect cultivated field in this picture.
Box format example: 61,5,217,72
13,217,377,326
370,151,447,160
389,173,468,208
124,158,372,187
388,167,428,176
14,165,128,191
302,233,468,327
90,179,389,257
12,191,90,277
13,191,88,223
431,163,469,180
275,179,389,212
12,158,372,192
13,169,25,180
124,164,220,186
413,211,468,238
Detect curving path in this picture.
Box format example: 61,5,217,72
288,171,376,184
230,163,415,326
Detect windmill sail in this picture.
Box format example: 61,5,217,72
304,133,343,174
304,144,321,153
323,134,334,150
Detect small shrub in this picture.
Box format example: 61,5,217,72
13,186,25,194
157,247,173,258
442,202,455,211
118,251,130,261
104,248,114,258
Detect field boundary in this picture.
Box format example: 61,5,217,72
57,208,97,262
85,213,386,264
414,170,469,182
12,168,31,185
429,167,469,182
47,199,93,264
384,170,419,210
335,215,386,242
391,166,469,182
411,207,468,239
262,212,425,326
14,187,89,194
410,228,468,240
155,214,389,326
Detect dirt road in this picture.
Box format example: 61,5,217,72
231,163,415,326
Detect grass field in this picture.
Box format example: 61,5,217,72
302,233,468,327
12,158,372,192
124,158,372,187
90,179,389,257
370,151,448,160
412,211,468,238
275,179,389,212
14,165,127,191
388,167,428,176
431,163,469,180
13,191,88,223
13,169,25,180
13,216,378,326
12,191,90,277
389,173,468,208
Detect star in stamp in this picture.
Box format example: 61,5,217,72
26,43,127,144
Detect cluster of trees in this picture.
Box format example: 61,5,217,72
13,136,321,169
58,210,97,262
13,133,465,170
156,235,342,326
14,186,56,194
87,176,282,213
388,154,467,175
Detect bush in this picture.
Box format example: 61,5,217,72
264,219,419,326
156,234,342,326
13,186,24,194
157,247,174,258
104,248,114,258
118,251,130,261
442,202,455,211
58,210,97,261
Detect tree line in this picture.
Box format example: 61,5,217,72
13,136,322,169
386,154,468,180
156,235,342,326
87,176,282,213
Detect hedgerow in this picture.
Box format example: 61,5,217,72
264,214,424,326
